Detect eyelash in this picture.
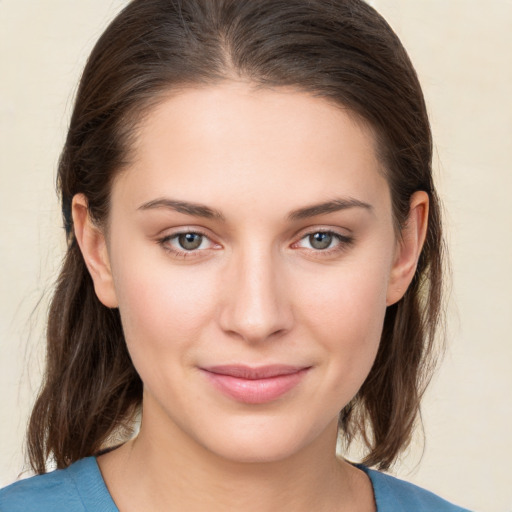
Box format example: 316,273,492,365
292,230,354,256
157,229,354,259
158,229,217,259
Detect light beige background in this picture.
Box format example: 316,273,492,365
1,1,511,511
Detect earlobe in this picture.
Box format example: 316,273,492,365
72,194,118,308
386,191,429,306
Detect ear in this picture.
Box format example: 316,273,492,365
72,194,118,308
386,191,429,306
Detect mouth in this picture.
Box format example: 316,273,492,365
200,365,311,404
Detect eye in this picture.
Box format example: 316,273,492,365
294,230,353,253
177,233,204,250
158,230,219,257
307,232,335,250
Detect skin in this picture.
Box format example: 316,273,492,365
73,82,428,512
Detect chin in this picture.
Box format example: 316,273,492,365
196,415,335,465
210,438,305,465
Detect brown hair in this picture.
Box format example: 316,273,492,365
28,0,444,474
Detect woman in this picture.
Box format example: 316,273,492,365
0,0,472,510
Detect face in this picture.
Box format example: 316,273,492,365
82,83,412,463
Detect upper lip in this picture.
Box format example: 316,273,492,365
202,365,309,380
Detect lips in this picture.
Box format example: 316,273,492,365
201,365,310,404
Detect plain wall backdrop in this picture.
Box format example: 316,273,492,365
1,1,511,511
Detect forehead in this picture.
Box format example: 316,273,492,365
114,82,389,216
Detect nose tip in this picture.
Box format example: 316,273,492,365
225,313,287,344
218,254,293,344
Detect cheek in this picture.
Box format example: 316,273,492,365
291,253,392,389
296,257,389,337
110,246,219,364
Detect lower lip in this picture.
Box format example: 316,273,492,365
202,369,309,404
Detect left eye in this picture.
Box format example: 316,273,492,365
296,231,347,251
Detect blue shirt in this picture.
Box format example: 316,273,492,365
0,457,472,511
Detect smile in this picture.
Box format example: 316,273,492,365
201,365,311,404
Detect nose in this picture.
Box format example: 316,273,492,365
218,244,294,344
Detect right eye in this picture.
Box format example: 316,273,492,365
158,230,219,258
175,233,205,250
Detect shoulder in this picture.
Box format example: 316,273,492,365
359,466,474,512
0,457,116,512
0,463,84,512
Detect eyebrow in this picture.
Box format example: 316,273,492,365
137,196,372,222
287,198,373,221
137,198,226,221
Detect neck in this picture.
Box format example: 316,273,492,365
98,406,373,512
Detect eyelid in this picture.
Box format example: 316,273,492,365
290,227,354,254
157,227,221,258
292,225,353,242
